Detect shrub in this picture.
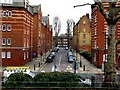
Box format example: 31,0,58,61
33,72,80,87
5,72,33,88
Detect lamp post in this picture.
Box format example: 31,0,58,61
102,31,107,73
79,51,82,67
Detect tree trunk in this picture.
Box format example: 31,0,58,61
102,25,118,88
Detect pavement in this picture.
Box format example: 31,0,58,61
24,50,52,72
72,49,120,74
2,48,119,74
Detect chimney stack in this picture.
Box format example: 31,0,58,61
86,13,89,18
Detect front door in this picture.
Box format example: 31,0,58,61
119,56,120,67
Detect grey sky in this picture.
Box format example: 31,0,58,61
29,0,94,35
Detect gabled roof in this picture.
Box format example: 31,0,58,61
49,25,52,32
42,16,47,26
0,0,33,15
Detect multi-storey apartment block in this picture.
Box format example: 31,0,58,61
73,14,91,52
91,2,120,69
0,0,34,66
32,5,53,57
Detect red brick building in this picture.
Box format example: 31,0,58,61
91,2,120,69
0,0,34,66
32,5,53,57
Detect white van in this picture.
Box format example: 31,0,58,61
3,67,36,78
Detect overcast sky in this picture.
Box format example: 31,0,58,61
29,0,94,35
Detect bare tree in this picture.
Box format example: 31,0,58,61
53,16,61,47
66,19,73,48
74,0,120,88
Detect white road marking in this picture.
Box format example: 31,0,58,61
52,66,54,72
66,66,72,70
59,55,62,65
41,70,45,72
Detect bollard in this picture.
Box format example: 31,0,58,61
91,76,95,87
39,62,40,67
83,65,85,71
80,61,82,67
33,65,35,70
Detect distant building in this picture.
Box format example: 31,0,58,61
1,0,34,66
32,5,53,57
91,2,120,68
73,14,91,52
53,34,73,48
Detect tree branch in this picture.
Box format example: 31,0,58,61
114,16,120,24
97,2,110,22
116,38,120,46
74,3,92,8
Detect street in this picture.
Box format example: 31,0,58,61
40,47,75,73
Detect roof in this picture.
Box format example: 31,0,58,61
32,5,41,13
0,0,33,15
49,25,52,32
42,16,48,26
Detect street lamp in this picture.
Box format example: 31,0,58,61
79,50,82,67
102,31,107,73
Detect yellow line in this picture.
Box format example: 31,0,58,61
40,63,47,71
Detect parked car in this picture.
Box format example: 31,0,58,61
68,55,75,62
67,51,73,57
65,47,68,50
47,56,53,62
2,67,36,84
49,54,55,59
51,52,55,56
54,47,59,52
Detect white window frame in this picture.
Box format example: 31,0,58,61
24,26,26,35
7,38,11,45
83,21,86,25
27,27,29,35
83,34,86,38
0,24,1,31
95,14,97,23
27,39,29,47
8,24,11,31
24,52,26,60
2,24,6,31
2,38,6,45
7,52,11,58
8,11,12,17
83,47,86,51
83,41,85,45
95,27,97,35
106,25,109,35
83,28,86,32
3,11,6,17
0,11,1,17
24,38,26,47
103,54,107,62
2,52,5,58
95,40,97,49
39,31,40,37
94,53,96,62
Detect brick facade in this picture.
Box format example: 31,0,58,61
91,2,120,68
1,0,34,66
32,5,53,57
73,14,91,52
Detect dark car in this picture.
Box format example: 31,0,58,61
49,54,55,59
47,56,53,62
68,55,75,62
